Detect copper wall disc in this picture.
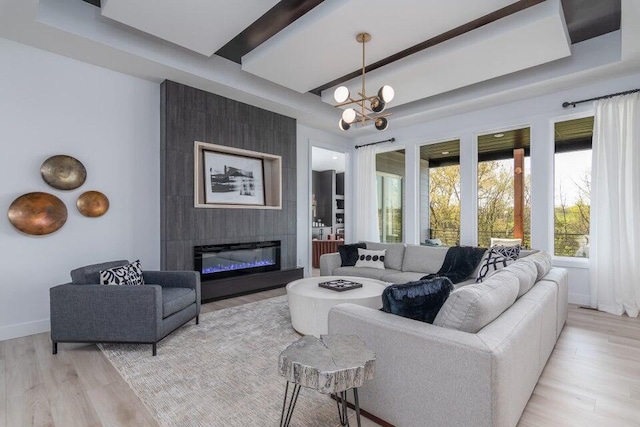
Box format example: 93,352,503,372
8,192,68,235
76,191,109,217
40,155,87,190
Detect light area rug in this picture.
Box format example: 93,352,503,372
99,296,353,427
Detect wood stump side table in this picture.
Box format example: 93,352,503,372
278,335,376,427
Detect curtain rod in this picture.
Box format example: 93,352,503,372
354,137,395,149
562,88,640,108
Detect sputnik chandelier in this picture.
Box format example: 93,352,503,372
334,32,395,131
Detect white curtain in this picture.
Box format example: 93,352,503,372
590,92,640,316
355,145,380,242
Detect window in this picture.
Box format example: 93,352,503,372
376,150,405,243
477,127,531,248
554,117,593,257
420,140,460,246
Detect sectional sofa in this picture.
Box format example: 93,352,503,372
322,242,568,427
320,241,535,286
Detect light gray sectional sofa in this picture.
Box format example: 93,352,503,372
324,243,568,427
320,242,535,287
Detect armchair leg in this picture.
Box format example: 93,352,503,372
152,343,157,356
52,341,58,355
196,315,200,325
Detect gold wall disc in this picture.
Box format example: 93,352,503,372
40,155,87,190
8,192,68,235
76,191,109,217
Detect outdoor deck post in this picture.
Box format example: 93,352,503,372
514,148,525,242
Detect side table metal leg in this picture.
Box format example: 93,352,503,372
353,388,361,427
335,390,350,426
280,381,301,427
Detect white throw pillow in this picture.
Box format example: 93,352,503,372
100,260,145,285
354,249,386,269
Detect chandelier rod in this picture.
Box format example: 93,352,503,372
361,34,366,125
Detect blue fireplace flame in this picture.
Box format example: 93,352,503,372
201,258,276,275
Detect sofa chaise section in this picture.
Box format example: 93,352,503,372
328,264,569,427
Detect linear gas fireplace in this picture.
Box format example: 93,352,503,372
194,241,281,281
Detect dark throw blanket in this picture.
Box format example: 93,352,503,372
420,246,486,284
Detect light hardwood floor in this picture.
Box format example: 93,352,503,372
1,290,640,427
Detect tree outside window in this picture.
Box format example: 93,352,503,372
554,117,592,257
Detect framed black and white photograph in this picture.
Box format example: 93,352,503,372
203,150,265,206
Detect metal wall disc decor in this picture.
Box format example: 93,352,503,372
40,155,87,190
76,191,109,217
7,192,68,235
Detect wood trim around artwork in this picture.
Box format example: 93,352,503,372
193,141,282,209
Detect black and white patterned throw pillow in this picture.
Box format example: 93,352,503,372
100,260,145,286
476,247,517,283
354,248,386,270
492,244,521,260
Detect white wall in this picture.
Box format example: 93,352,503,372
0,38,160,341
352,70,640,305
296,125,352,276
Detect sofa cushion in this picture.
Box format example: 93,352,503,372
434,272,519,333
364,242,405,271
333,266,397,281
519,249,539,258
162,287,196,318
498,258,538,298
100,260,145,286
355,248,386,269
338,243,366,266
401,245,449,274
381,271,427,284
71,260,129,284
527,251,553,280
382,277,454,323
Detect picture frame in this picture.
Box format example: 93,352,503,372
203,150,265,206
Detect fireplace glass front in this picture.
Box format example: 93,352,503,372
194,241,281,280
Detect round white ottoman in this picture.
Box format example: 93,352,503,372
286,276,387,337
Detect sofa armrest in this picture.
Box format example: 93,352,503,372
50,283,162,343
320,253,342,276
328,304,495,427
143,270,201,315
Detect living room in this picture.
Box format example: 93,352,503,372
1,0,639,426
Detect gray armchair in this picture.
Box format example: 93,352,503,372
50,260,200,356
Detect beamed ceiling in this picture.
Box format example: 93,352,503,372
81,0,620,97
10,0,627,134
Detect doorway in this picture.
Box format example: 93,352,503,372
311,147,346,276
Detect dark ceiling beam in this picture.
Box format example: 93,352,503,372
309,0,544,96
561,0,620,44
216,0,324,64
81,0,101,6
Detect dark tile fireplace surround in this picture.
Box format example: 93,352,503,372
160,81,302,301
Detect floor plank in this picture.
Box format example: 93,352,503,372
4,336,54,427
85,382,159,427
32,334,101,427
1,293,640,427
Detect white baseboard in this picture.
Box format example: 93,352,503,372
0,318,50,342
568,293,590,306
